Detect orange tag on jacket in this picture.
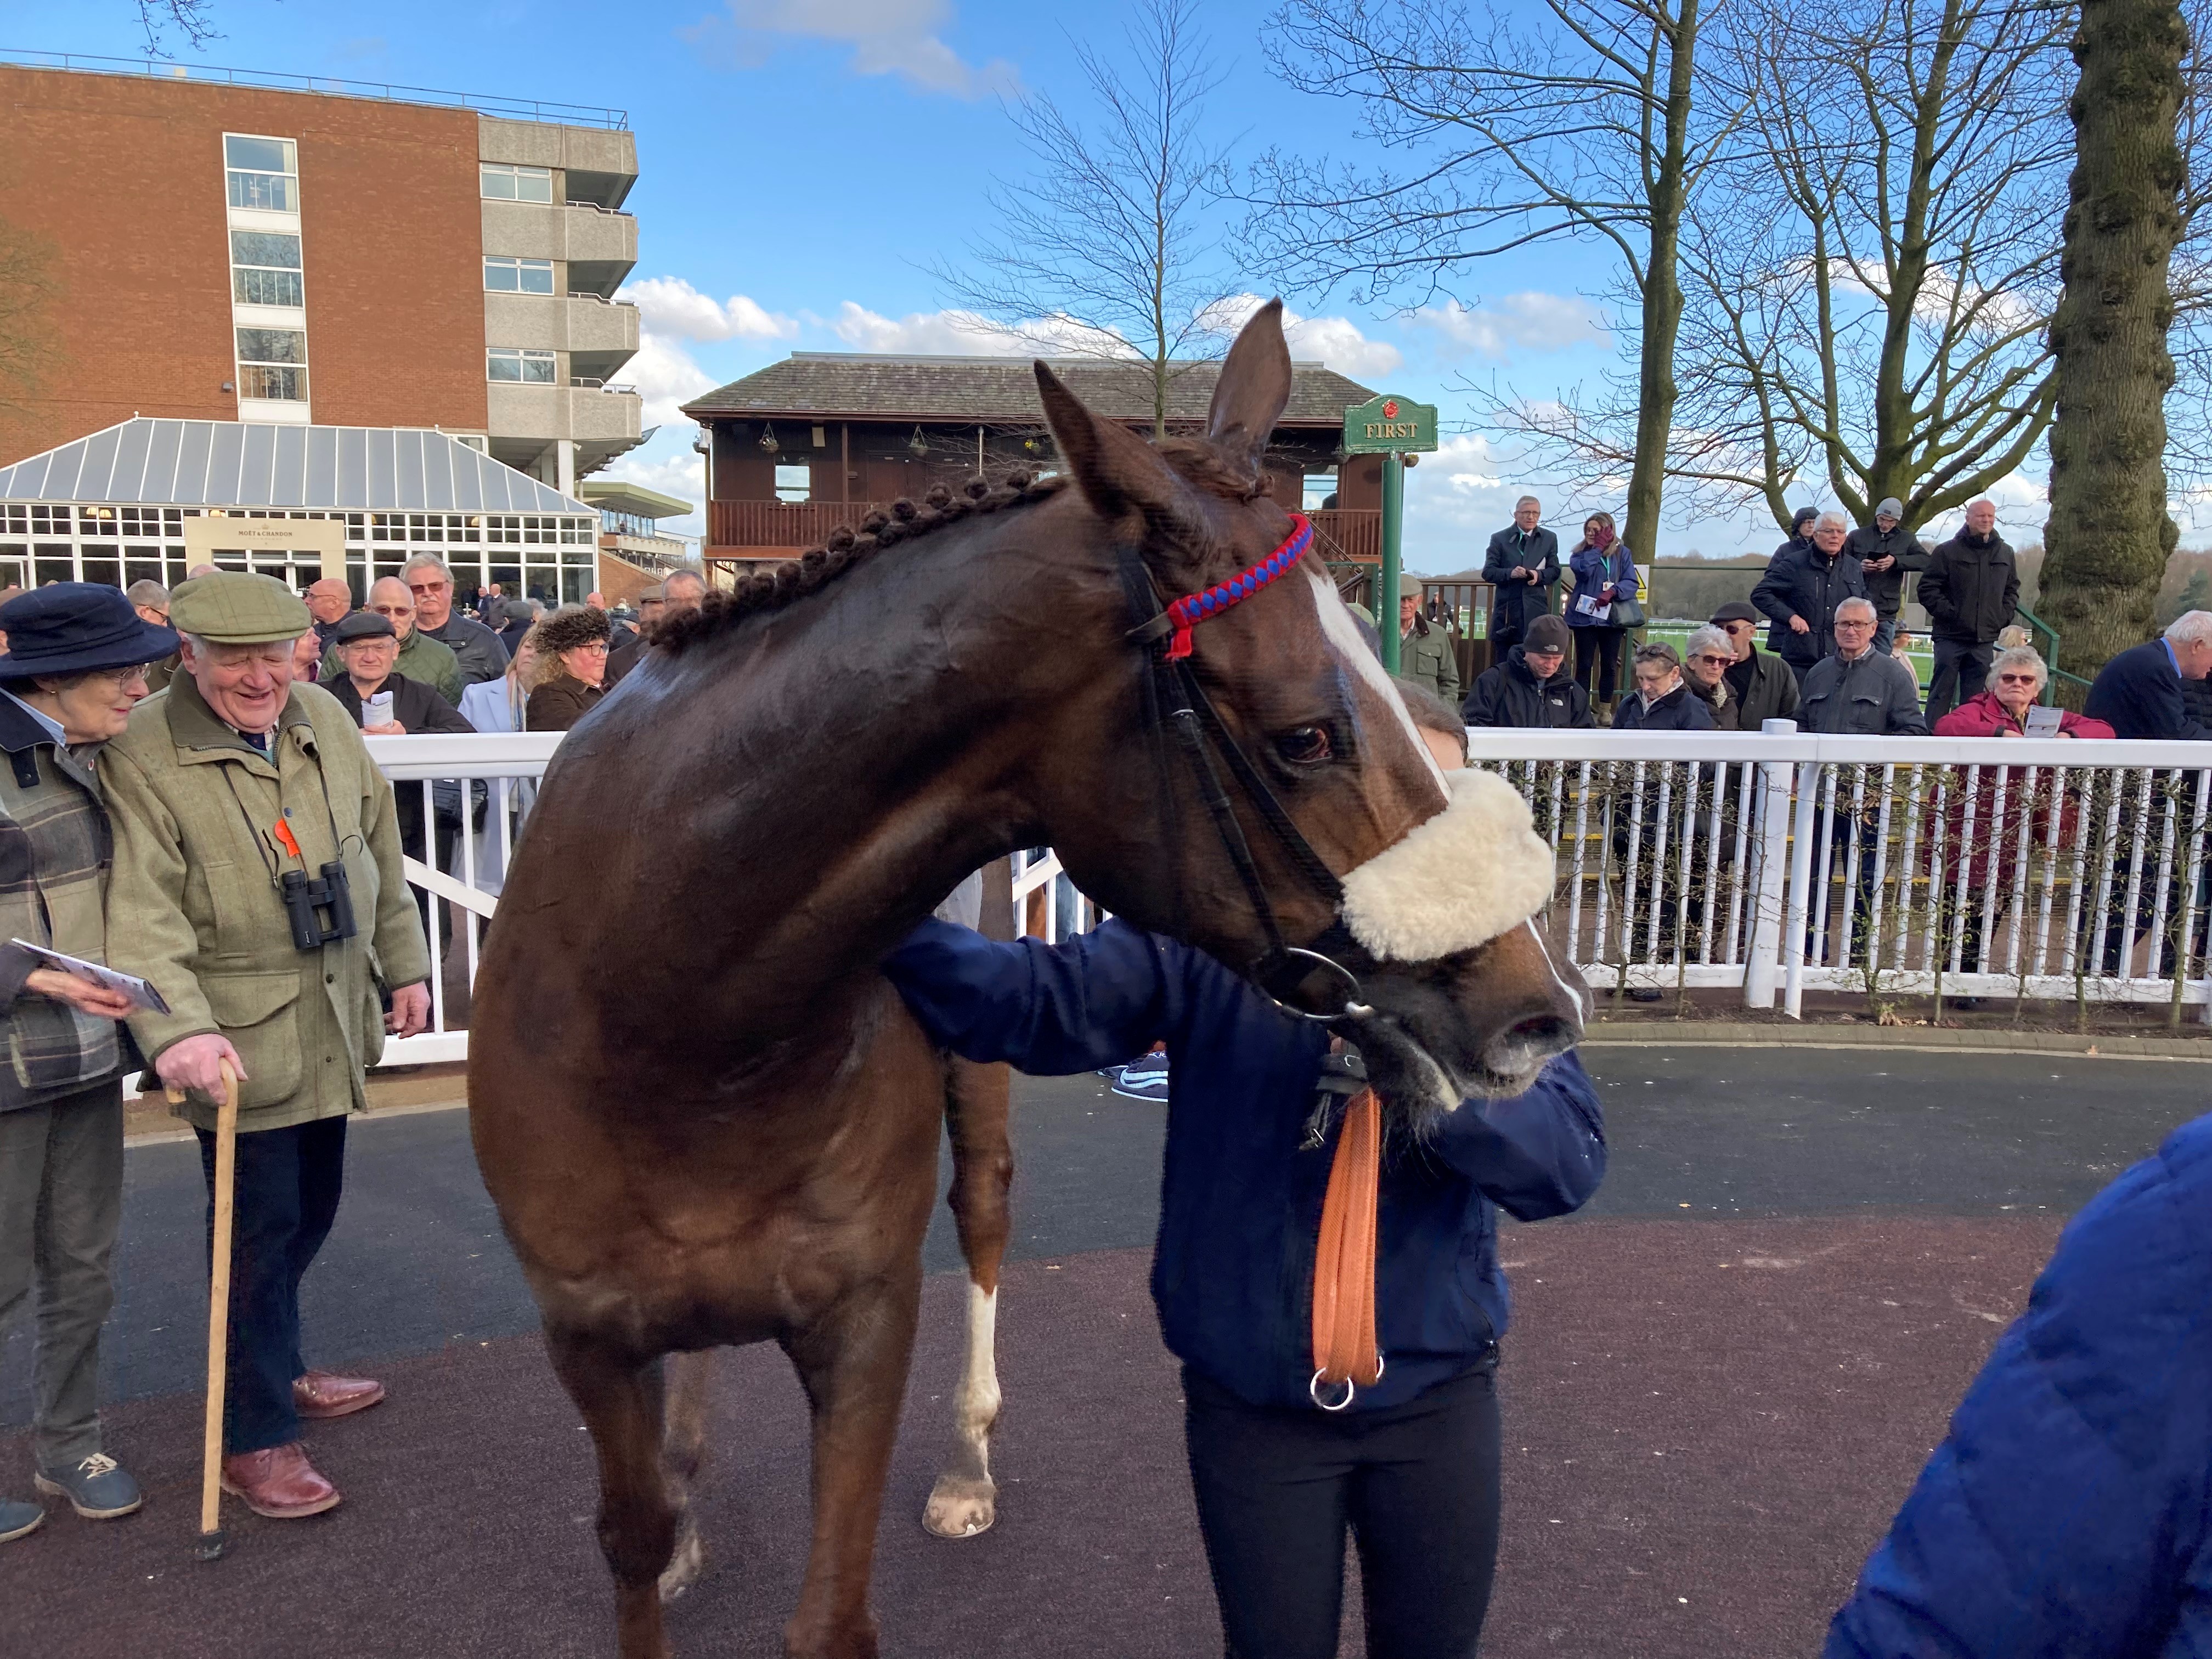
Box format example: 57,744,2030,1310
273,816,303,860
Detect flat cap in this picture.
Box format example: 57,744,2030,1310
1709,600,1760,625
332,611,396,644
168,573,311,644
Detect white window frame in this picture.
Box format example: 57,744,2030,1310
488,348,558,385
223,132,298,214
484,256,556,295
481,162,556,204
774,464,812,504
235,326,309,402
229,229,304,309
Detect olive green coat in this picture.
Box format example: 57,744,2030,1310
101,675,430,1133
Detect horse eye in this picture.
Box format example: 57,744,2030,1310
1274,726,1332,766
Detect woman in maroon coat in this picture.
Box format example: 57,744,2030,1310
1930,647,2113,981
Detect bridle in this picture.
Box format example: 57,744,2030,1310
1120,512,1374,1022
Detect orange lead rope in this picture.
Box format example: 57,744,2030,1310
1310,1087,1384,1410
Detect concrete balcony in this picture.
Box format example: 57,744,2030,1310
483,291,639,380
486,381,643,475
478,116,637,208
481,199,636,295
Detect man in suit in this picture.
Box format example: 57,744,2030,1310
1480,496,1560,657
2084,611,2212,740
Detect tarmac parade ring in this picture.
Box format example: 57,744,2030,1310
3,1047,2200,1657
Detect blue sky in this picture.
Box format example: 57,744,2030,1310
20,0,1800,568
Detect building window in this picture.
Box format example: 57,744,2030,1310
774,465,811,504
481,162,555,203
236,327,308,401
488,347,557,384
229,230,303,307
224,134,298,213
484,256,556,295
1303,472,1339,511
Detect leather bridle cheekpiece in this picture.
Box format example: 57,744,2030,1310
1122,513,1373,1020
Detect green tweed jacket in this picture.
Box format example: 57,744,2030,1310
0,694,125,1113
102,675,431,1133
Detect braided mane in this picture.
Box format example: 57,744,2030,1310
651,438,1271,657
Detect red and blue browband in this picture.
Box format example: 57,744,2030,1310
1161,513,1314,661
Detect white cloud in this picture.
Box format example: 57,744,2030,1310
601,445,708,538
623,331,721,428
816,301,1114,356
1412,295,1604,360
691,0,1019,100
623,276,796,343
1201,294,1404,378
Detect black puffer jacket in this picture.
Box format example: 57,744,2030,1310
1611,681,1716,732
1842,523,1929,620
1918,529,2019,645
1463,646,1597,729
1750,543,1867,670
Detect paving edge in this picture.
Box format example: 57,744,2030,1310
1581,1020,2212,1060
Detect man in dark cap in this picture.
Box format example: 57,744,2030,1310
0,585,178,1542
1463,612,1594,728
1710,600,1801,729
100,573,430,1522
1843,498,1927,658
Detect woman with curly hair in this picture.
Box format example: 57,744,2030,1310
523,605,612,733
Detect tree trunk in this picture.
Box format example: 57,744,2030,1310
2038,0,2187,680
1622,0,1701,563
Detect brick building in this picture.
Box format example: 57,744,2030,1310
0,54,644,495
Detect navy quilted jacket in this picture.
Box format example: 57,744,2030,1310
1826,1113,2212,1658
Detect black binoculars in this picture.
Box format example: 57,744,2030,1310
280,860,357,952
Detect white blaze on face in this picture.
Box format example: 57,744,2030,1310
1300,564,1450,802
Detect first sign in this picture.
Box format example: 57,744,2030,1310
1342,394,1439,454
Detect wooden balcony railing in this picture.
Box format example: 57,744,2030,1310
1305,508,1380,565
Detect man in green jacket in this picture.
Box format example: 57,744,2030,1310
103,574,430,1522
320,575,463,707
0,585,178,1543
1397,589,1463,709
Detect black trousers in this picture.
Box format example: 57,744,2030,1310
1928,638,1993,721
1184,1360,1502,1659
1573,626,1627,703
196,1116,348,1454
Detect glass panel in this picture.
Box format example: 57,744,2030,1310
519,261,554,295
81,557,121,590
0,560,25,589
484,258,519,292
480,163,518,200
230,231,302,268
228,172,297,212
239,364,307,401
126,558,165,588
488,350,522,382
560,568,589,605
775,464,811,503
35,554,75,586
516,168,554,203
522,353,556,384
236,328,307,365
224,135,295,172
233,268,304,306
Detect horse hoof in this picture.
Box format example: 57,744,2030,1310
658,1525,704,1602
922,1475,996,1539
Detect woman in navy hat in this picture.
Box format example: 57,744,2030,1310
0,583,178,1543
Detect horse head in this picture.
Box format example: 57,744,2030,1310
1027,301,1586,1124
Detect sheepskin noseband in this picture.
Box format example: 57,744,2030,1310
1337,768,1558,962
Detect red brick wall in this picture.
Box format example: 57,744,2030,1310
0,67,486,468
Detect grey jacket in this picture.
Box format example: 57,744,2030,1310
420,615,511,689
1799,650,1929,736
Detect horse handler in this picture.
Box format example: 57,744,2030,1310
101,573,431,1520
884,684,1606,1659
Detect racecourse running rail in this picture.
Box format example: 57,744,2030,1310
361,720,2212,1064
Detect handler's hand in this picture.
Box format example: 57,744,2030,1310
25,968,137,1021
1788,615,1811,634
157,1033,247,1097
388,981,431,1037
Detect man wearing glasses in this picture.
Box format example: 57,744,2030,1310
400,556,507,691
1799,599,1927,737
320,577,462,707
1707,601,1800,729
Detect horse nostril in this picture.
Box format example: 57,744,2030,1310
1484,1015,1577,1079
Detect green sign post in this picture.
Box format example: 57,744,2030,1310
1341,395,1440,672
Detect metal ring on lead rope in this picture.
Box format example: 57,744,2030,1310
1263,947,1375,1024
1310,1353,1384,1413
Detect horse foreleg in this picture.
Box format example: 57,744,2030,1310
779,1268,924,1659
657,1348,716,1603
924,1053,1012,1540
546,1329,680,1659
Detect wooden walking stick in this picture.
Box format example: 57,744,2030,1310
168,1058,239,1561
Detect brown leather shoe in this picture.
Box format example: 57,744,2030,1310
220,1443,340,1519
293,1369,385,1420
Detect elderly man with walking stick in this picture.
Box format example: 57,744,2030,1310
101,573,430,1521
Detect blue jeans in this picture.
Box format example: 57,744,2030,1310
196,1116,348,1454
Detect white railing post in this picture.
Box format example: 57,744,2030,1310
1743,719,1798,1009
1783,752,1821,1020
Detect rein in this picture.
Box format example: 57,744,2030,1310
1122,513,1368,1018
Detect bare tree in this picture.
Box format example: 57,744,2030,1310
137,0,219,56
1639,0,2073,531
1243,0,1740,559
2038,0,2191,674
935,0,1234,439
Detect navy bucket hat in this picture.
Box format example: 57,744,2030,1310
0,583,180,682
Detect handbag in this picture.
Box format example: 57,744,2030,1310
1605,550,1645,628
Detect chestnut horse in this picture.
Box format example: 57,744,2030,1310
467,303,1585,1659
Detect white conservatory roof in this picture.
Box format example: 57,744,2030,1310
0,419,590,516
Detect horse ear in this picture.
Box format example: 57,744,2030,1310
1035,361,1208,548
1205,300,1293,483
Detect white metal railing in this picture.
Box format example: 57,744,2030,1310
1468,724,2212,1020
